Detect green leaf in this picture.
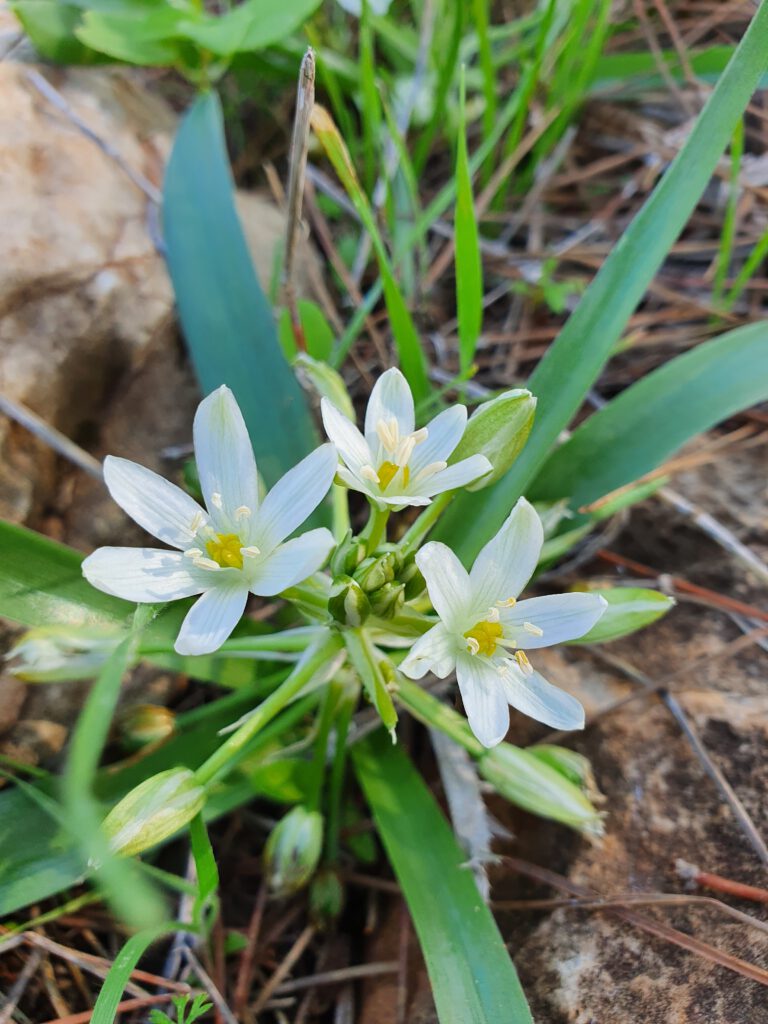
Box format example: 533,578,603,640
568,587,675,645
0,520,131,630
352,731,533,1024
454,67,483,373
91,925,179,1024
163,90,321,491
278,300,335,362
76,8,183,64
435,0,768,563
343,630,398,736
178,0,321,56
531,321,768,508
10,1,100,63
189,813,219,926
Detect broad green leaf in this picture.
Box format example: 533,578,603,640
311,105,430,402
435,1,768,563
163,91,321,491
76,9,183,64
10,1,101,63
531,321,768,508
353,731,533,1024
591,45,768,92
177,0,321,56
454,67,483,373
0,520,131,631
568,587,675,645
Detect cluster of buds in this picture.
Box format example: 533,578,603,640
328,544,425,627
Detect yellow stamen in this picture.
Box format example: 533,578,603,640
464,619,503,657
523,621,543,637
496,596,517,608
205,533,244,570
378,460,410,491
515,650,533,675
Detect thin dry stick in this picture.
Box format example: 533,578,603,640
250,925,315,1016
38,992,188,1024
0,394,103,480
183,948,238,1024
275,961,399,995
233,881,267,1016
504,858,768,986
493,892,768,934
676,860,768,904
0,948,43,1024
593,648,768,868
282,48,316,353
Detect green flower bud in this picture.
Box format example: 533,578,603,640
328,575,371,627
103,768,206,857
355,550,399,593
264,806,323,895
310,867,345,928
566,587,675,645
294,352,356,420
330,530,367,577
368,581,405,620
450,389,536,491
527,744,605,807
7,625,121,683
399,559,426,601
479,744,604,837
116,704,176,750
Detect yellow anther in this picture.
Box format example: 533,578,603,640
210,492,224,510
241,545,261,558
205,533,244,570
360,464,381,484
496,596,517,608
464,619,503,657
189,512,204,533
514,650,534,675
183,547,203,559
523,621,543,637
235,505,252,520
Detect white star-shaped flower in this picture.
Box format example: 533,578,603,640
400,498,607,747
83,386,337,656
321,368,491,509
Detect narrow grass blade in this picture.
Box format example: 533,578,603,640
311,105,430,400
352,730,533,1024
455,67,483,374
471,0,496,161
435,0,768,562
530,320,768,509
91,925,179,1024
712,117,744,307
163,90,320,491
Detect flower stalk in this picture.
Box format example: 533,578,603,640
194,632,343,787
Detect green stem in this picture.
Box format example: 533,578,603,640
398,491,453,557
194,633,343,787
324,685,357,863
394,676,484,758
360,504,390,554
140,630,316,658
332,483,351,542
306,684,340,813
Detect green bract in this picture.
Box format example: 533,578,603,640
102,768,206,858
449,389,536,491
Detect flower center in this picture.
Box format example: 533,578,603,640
464,619,503,657
205,533,244,570
378,460,410,491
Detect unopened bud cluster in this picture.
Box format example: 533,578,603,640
328,546,425,627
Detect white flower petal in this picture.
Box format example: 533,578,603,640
364,368,414,447
410,406,467,472
377,492,431,508
421,455,492,497
255,445,337,550
82,548,205,603
469,497,543,614
415,542,473,632
194,386,260,529
321,399,372,475
175,585,248,655
400,623,457,680
103,456,207,550
500,593,608,649
249,528,335,595
456,653,510,747
500,664,585,731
